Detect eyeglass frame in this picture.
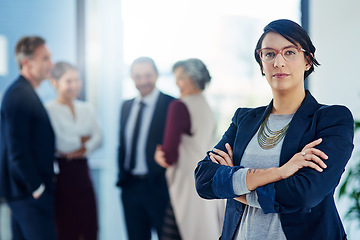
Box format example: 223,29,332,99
256,46,307,63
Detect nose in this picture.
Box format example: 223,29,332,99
273,53,286,68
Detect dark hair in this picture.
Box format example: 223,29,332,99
51,62,77,80
15,36,46,70
172,58,211,90
254,19,320,79
131,56,158,74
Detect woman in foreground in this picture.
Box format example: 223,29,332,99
195,19,354,240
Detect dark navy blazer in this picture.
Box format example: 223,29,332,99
0,76,55,200
195,91,354,240
116,91,174,190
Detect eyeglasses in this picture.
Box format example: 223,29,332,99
257,46,306,62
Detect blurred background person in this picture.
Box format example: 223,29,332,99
155,58,224,240
0,36,56,240
116,57,175,240
46,61,102,240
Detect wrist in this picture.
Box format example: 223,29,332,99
277,166,289,180
32,183,45,199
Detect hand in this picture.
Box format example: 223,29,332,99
279,138,328,179
65,146,86,160
32,183,45,199
154,145,170,168
209,143,234,167
234,195,248,205
81,136,91,144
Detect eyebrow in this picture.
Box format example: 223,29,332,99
261,45,297,50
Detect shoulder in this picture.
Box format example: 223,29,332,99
168,99,188,115
314,104,354,126
122,98,134,107
74,100,94,110
44,99,57,109
159,91,175,102
2,78,35,110
232,106,266,123
169,99,187,109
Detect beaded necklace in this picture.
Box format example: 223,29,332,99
257,113,291,149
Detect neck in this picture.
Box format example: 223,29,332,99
271,88,305,115
57,96,74,107
21,70,42,88
181,89,202,98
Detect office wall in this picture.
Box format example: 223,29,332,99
309,0,360,119
310,0,360,238
0,0,76,100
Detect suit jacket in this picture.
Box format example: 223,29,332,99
0,75,55,200
117,91,174,189
195,91,354,240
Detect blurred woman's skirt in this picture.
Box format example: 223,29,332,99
54,157,98,240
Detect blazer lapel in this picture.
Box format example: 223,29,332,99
233,103,273,166
279,91,320,166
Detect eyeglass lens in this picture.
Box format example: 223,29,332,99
260,47,301,62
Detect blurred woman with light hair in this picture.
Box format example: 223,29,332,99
155,58,224,240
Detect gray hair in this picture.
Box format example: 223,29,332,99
131,56,158,74
51,62,77,80
172,58,211,90
15,36,45,70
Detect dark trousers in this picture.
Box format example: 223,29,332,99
8,192,57,240
121,176,168,240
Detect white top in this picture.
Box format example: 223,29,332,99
45,100,102,156
124,88,160,175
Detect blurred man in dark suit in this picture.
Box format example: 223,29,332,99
117,57,174,240
0,36,56,240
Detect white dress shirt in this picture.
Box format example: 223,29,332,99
45,100,102,156
124,88,160,175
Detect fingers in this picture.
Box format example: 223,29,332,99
302,138,322,151
225,143,233,160
209,152,228,166
303,148,328,160
211,147,234,167
302,152,327,169
302,160,324,172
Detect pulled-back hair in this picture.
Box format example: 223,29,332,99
172,58,211,90
51,61,77,80
254,19,320,79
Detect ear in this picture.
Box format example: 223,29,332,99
305,53,313,71
50,78,58,88
21,58,30,69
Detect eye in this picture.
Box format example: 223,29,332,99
263,51,275,59
284,48,297,56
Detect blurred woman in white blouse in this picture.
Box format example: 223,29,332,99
46,62,102,240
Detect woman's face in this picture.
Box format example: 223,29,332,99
53,69,81,101
260,32,311,93
174,67,200,97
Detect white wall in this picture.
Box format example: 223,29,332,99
310,0,360,238
310,0,360,119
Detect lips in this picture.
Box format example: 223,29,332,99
273,73,289,78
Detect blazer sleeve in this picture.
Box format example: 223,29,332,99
195,108,246,199
258,105,354,213
4,92,42,192
116,101,129,187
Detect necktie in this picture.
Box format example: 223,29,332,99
129,101,145,170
